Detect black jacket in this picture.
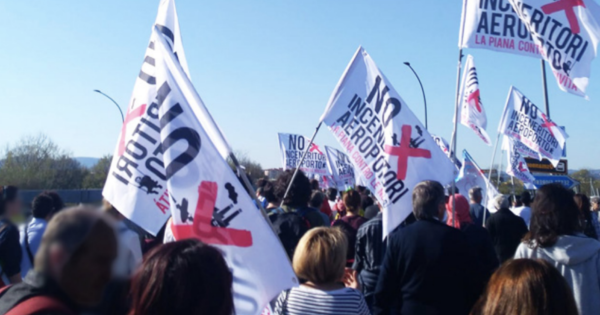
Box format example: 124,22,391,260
460,223,499,293
373,219,479,315
353,213,385,306
485,208,528,263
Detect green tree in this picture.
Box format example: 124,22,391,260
227,151,264,184
82,155,113,189
571,169,600,196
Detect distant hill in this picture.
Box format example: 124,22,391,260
75,157,100,168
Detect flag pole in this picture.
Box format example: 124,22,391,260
541,60,551,118
483,133,502,226
282,122,323,202
449,48,464,228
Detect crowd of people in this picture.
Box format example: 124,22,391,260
0,171,599,314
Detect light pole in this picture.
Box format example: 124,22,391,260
404,62,428,130
94,90,124,123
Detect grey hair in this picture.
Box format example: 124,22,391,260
469,186,483,201
35,206,115,272
412,181,445,221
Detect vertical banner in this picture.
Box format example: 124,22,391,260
154,29,297,315
498,86,568,167
103,0,192,234
459,0,543,58
319,47,456,237
277,133,331,187
509,0,600,97
324,146,357,191
455,150,499,211
505,138,537,189
459,55,492,145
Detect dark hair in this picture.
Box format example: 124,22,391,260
343,190,362,214
574,194,597,239
361,196,374,211
326,188,338,201
524,184,582,248
274,170,311,208
412,181,445,221
469,187,483,202
309,191,325,209
262,181,278,204
356,186,366,194
471,259,578,315
0,186,19,216
32,193,55,219
256,177,268,189
129,239,233,315
310,179,320,191
520,191,532,206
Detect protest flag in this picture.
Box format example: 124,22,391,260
153,26,297,315
319,47,456,237
498,86,568,167
455,150,500,215
277,133,332,188
324,146,357,192
505,137,537,190
508,0,600,98
458,55,492,145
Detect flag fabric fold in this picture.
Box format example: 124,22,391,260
324,146,357,192
505,137,537,189
455,150,499,212
458,55,492,146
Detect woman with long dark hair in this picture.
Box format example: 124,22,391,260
574,194,600,240
128,239,234,315
515,183,600,315
0,185,22,286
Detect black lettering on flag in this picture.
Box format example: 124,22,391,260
161,128,201,180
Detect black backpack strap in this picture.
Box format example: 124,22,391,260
23,222,35,267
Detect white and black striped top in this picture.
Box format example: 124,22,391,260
273,285,370,315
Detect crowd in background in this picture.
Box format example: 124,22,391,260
0,170,599,314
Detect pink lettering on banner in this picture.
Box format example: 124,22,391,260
554,71,579,91
118,104,148,156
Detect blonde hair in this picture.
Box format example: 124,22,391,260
292,227,347,285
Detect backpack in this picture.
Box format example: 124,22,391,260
270,212,309,259
0,285,76,315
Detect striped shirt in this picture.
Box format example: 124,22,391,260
274,285,370,315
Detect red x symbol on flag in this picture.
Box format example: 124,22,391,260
117,104,147,156
384,125,432,181
541,114,557,138
309,143,323,154
467,89,482,112
542,0,586,34
172,181,253,247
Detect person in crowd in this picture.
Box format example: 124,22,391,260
353,205,384,311
44,191,65,213
373,181,478,315
128,239,233,315
363,202,380,221
0,206,117,314
511,195,522,209
468,187,490,227
310,191,331,226
274,170,325,228
510,191,532,227
515,183,600,315
446,194,499,292
103,201,143,279
574,194,599,239
486,194,528,263
361,196,374,214
256,178,269,209
20,193,56,278
332,190,367,265
0,186,23,287
273,227,369,315
263,181,283,217
326,188,338,217
471,259,578,315
591,196,600,234
310,179,333,219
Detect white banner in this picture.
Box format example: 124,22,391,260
459,0,543,58
502,133,540,159
319,47,456,237
324,146,356,192
459,55,492,145
277,133,330,183
498,86,568,167
153,29,297,315
455,150,499,212
505,138,537,189
509,0,600,97
103,0,192,234
431,134,451,157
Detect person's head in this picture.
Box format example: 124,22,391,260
35,206,117,308
591,196,600,211
44,191,65,214
310,179,320,191
343,189,362,215
0,185,21,218
573,193,592,220
445,185,459,197
472,259,578,315
412,181,446,221
520,191,532,207
102,199,125,221
361,196,374,211
275,170,311,208
469,186,483,204
129,239,233,315
256,177,267,190
293,227,347,285
512,195,522,208
356,185,366,194
326,187,338,202
262,181,279,205
492,195,510,212
445,194,472,228
524,184,582,248
309,190,325,209
256,187,264,199
32,193,56,220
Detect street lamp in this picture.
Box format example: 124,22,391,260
94,90,125,123
403,62,428,130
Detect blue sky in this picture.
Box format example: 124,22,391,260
1,0,599,170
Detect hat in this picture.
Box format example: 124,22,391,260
492,194,509,211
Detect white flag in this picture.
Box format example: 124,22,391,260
505,137,537,189
277,133,331,186
459,55,492,145
502,134,540,159
324,146,357,192
455,150,499,212
509,0,600,97
153,28,297,315
459,0,543,58
498,86,568,167
319,47,456,237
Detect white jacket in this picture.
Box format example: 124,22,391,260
515,234,600,315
